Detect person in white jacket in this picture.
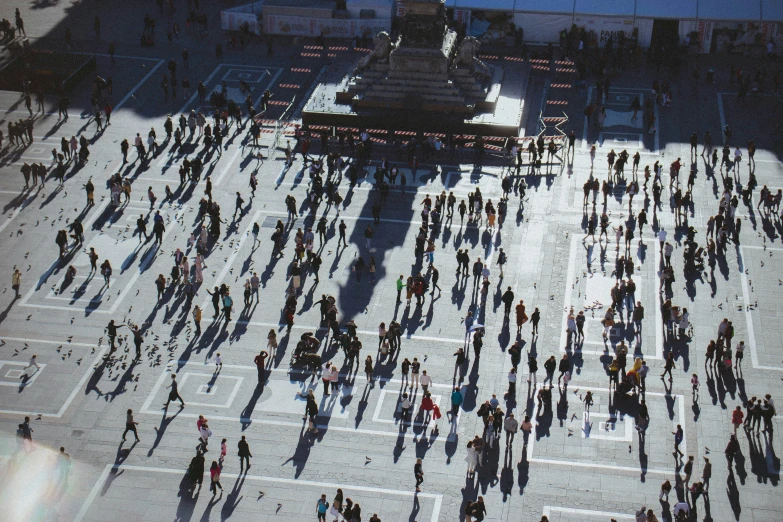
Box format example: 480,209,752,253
420,370,433,394
199,422,212,453
328,365,339,394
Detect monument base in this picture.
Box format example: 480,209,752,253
302,62,525,138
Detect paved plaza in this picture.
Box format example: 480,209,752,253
0,2,781,522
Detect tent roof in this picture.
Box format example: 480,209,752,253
444,0,517,11
635,0,697,20
698,0,761,21
762,0,783,22
513,0,574,15
574,0,634,17
446,0,781,21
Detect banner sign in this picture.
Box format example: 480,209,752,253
265,15,391,38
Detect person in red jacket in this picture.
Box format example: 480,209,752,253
420,392,434,422
731,405,744,434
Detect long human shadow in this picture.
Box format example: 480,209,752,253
148,407,184,456
84,352,110,398
281,435,314,479
176,470,200,521
334,178,415,325
220,473,246,519
0,297,19,326
99,441,136,498
240,383,264,431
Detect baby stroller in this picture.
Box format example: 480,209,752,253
292,352,322,372
78,145,90,165
616,373,634,395
290,332,320,365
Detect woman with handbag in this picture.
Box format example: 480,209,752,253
602,308,616,340
209,461,222,495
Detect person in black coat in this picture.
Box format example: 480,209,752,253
238,435,252,471
188,450,205,489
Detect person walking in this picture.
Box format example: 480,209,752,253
515,299,528,335
122,408,140,442
411,357,421,388
702,457,712,492
497,248,507,277
583,391,594,415
725,433,740,464
672,424,684,458
210,461,223,495
364,355,374,386
501,286,514,317
683,455,694,487
199,421,212,453
543,355,556,386
321,362,332,396
316,494,329,521
338,220,347,247
661,353,676,381
136,214,148,242
12,268,22,298
24,354,40,373
192,305,202,335
129,323,144,359
222,290,233,322
527,354,538,384
731,405,745,435
164,374,185,408
420,370,432,394
21,416,34,449
254,350,268,384
238,435,252,471
364,225,373,250
414,458,424,492
449,386,463,421
504,413,518,446
557,354,570,384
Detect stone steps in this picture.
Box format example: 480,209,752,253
386,70,450,82
376,77,457,89
357,90,466,104
366,84,463,98
354,97,474,114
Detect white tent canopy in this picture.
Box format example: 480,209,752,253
454,0,782,21
763,0,783,23
699,1,761,21
514,0,576,15
636,0,697,20
574,0,634,17
444,0,517,11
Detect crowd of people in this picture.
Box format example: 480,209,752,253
3,6,781,520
